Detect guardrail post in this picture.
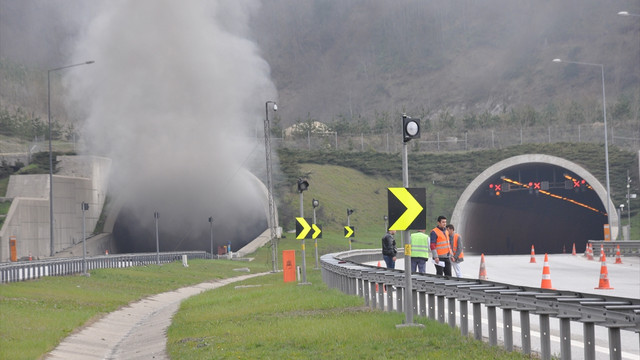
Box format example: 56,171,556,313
370,281,377,308
396,287,403,313
428,293,435,319
387,286,394,312
459,300,469,336
520,310,531,355
503,308,513,351
412,289,419,316
473,302,482,341
583,322,595,360
608,327,622,360
437,295,445,323
418,291,427,317
539,314,551,360
363,278,370,307
559,317,572,360
378,282,385,311
487,305,497,346
448,297,456,328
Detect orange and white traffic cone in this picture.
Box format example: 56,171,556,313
599,244,605,260
29,252,32,261
478,253,488,280
529,245,536,263
586,243,594,260
595,251,614,290
105,249,109,255
614,245,623,264
540,253,554,289
572,243,576,256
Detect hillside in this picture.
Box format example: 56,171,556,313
1,1,638,133
275,143,640,240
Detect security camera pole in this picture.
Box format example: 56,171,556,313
154,211,160,265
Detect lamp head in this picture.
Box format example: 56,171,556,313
552,59,562,63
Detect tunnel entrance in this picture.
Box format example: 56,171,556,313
105,168,272,255
452,155,617,255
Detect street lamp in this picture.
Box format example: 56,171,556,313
264,100,278,272
347,208,354,250
154,211,160,265
48,60,94,256
208,216,214,259
81,202,89,276
297,178,310,284
552,58,612,226
619,204,625,240
618,11,640,17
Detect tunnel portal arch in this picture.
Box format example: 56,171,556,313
451,154,617,255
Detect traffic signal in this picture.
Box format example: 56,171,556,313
402,116,420,142
297,178,309,192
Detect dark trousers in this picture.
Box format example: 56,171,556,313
435,257,452,276
383,255,395,269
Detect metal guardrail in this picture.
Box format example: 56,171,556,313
588,240,640,256
321,249,640,360
0,251,209,283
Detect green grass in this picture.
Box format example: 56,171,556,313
0,259,271,360
167,269,530,360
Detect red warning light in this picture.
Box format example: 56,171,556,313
489,184,494,189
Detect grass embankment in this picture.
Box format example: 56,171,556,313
0,259,271,360
167,269,531,360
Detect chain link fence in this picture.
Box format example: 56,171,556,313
276,124,640,153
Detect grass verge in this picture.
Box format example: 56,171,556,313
0,259,271,360
167,270,531,360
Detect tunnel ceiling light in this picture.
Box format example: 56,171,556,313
500,176,606,215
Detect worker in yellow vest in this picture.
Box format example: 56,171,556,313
446,224,464,278
430,215,452,276
410,229,430,273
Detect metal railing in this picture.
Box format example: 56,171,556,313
0,251,209,283
321,249,640,360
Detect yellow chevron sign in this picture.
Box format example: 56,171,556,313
296,217,312,239
388,187,426,230
312,224,322,239
344,226,354,238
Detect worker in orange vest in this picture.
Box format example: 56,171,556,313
447,224,464,278
430,215,452,276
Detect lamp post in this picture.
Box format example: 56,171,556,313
619,204,625,240
154,211,160,265
264,100,278,272
48,60,94,257
297,178,310,284
208,216,214,259
81,202,89,275
552,59,611,226
312,198,320,269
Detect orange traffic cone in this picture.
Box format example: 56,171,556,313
529,245,536,263
29,252,32,261
540,253,554,289
614,245,623,264
572,243,576,256
105,249,109,255
586,243,594,260
595,251,614,290
599,244,605,260
478,253,488,280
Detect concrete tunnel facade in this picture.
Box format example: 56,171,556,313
451,154,617,255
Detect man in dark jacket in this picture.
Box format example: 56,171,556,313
381,229,397,268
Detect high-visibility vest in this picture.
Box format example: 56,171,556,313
410,232,430,258
452,233,464,260
432,227,451,257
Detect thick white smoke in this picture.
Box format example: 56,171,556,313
66,0,277,250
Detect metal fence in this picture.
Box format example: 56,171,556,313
277,124,640,153
321,249,640,360
0,251,209,283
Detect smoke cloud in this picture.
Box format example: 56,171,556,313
66,0,277,251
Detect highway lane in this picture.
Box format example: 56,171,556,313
372,253,639,360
